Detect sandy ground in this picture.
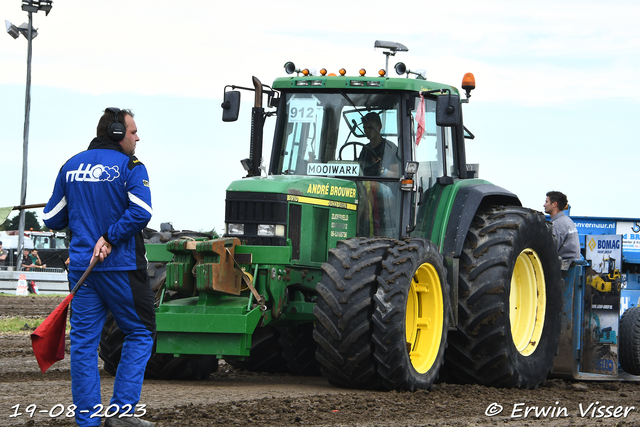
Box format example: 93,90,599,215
2,294,640,426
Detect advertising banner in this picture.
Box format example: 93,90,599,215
616,221,640,263
582,234,622,376
585,235,623,274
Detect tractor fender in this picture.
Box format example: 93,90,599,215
443,183,521,258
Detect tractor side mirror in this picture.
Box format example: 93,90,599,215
221,90,241,122
436,93,461,127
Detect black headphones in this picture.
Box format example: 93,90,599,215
106,107,126,142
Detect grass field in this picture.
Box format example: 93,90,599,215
0,294,70,334
0,317,45,334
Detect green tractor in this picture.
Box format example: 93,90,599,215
100,41,563,390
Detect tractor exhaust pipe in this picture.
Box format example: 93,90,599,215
249,76,264,177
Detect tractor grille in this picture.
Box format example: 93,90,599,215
288,204,302,260
225,192,288,246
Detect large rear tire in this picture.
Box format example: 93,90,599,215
313,237,394,389
445,206,562,388
619,306,640,375
373,238,450,391
99,313,215,380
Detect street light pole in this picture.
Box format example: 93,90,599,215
5,1,53,270
16,9,34,271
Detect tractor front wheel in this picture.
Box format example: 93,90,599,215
373,238,450,391
313,237,395,389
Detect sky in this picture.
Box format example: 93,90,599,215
1,0,639,234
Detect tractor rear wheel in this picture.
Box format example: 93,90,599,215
445,206,562,388
373,238,450,391
313,237,394,389
99,313,215,380
619,306,640,375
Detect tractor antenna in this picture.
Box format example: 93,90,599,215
374,40,408,75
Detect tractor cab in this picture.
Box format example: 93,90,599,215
222,44,475,243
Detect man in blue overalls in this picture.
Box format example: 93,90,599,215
44,108,155,427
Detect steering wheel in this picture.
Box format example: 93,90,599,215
338,141,380,162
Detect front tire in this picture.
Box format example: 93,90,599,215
445,206,562,388
373,238,450,391
313,237,394,389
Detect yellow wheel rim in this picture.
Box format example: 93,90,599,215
510,249,546,356
405,262,444,373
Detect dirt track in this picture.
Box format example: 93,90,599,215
2,294,640,426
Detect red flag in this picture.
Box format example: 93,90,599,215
30,256,98,373
415,93,425,145
31,294,72,373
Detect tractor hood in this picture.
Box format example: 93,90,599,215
226,175,359,207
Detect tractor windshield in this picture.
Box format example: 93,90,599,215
273,91,402,179
271,90,458,239
272,91,404,238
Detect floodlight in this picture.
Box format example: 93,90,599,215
38,1,53,15
284,61,296,74
21,1,53,15
18,22,37,38
5,20,19,39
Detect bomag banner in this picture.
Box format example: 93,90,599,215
583,234,622,376
585,235,623,274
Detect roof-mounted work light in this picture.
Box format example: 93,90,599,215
394,62,426,80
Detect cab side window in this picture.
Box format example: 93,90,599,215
411,97,455,191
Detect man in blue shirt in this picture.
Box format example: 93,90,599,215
44,108,155,427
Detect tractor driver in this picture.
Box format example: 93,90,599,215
357,112,401,177
544,191,581,262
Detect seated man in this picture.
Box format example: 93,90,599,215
30,249,46,269
21,249,34,271
358,112,401,177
